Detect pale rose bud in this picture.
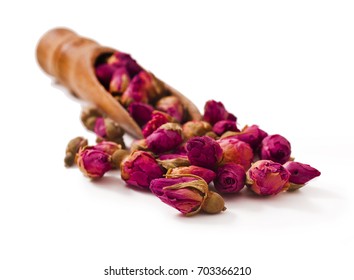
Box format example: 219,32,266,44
217,138,254,170
127,102,154,127
156,96,184,123
186,136,223,170
203,100,235,125
213,120,239,136
182,121,212,140
109,67,130,94
214,163,246,193
260,134,291,164
283,161,321,191
120,151,164,189
76,147,112,179
167,166,216,184
146,123,183,154
246,160,290,196
142,111,172,138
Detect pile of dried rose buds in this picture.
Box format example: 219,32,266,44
65,51,321,217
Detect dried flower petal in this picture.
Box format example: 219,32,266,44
246,160,290,196
260,134,291,164
76,147,112,179
95,63,117,89
120,71,150,106
146,123,183,154
156,96,184,122
214,163,246,193
203,100,235,125
107,51,143,78
128,102,154,127
157,155,190,169
93,141,121,156
142,111,172,138
213,120,239,136
167,166,216,184
109,67,130,94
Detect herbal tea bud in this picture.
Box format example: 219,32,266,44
214,163,246,193
64,137,88,167
186,136,223,170
217,138,254,170
120,151,163,189
95,63,116,89
109,67,130,94
94,117,125,140
246,160,290,196
182,121,212,140
142,111,173,138
201,191,226,214
203,100,234,125
260,134,291,164
212,120,239,136
283,161,321,191
107,51,143,78
94,141,121,156
167,165,216,184
156,96,184,123
128,102,154,127
76,147,112,179
120,71,150,106
146,123,183,154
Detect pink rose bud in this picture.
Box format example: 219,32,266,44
120,151,164,189
222,125,268,151
213,120,239,136
186,136,223,170
93,117,125,140
107,51,143,78
93,141,121,156
167,166,216,184
214,163,246,193
182,121,212,140
150,176,209,216
109,67,130,94
76,147,112,179
156,96,184,122
203,100,235,125
127,102,154,127
146,123,183,154
95,63,116,89
260,134,291,164
246,160,290,196
283,161,321,189
120,72,150,106
142,111,172,138
217,138,254,170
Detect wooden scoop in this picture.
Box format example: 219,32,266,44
36,27,201,139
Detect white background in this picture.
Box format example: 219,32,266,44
1,1,353,279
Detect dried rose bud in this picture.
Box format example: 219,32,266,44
120,151,163,189
213,120,239,136
95,63,117,89
214,163,246,193
76,147,112,179
260,134,291,164
107,51,143,78
217,138,254,170
283,161,321,191
203,100,235,125
81,107,103,131
142,111,173,138
157,155,190,169
146,123,183,154
109,67,130,94
93,141,121,156
156,96,184,123
150,177,206,216
127,102,154,127
94,117,125,140
111,149,130,168
186,136,223,170
221,125,268,151
246,160,290,196
120,72,150,106
64,137,88,167
201,191,226,214
130,139,148,153
182,121,212,140
167,166,216,184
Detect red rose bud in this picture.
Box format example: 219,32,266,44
260,134,291,164
283,161,321,190
127,102,154,127
95,63,116,89
221,125,268,151
156,155,190,169
182,121,212,140
93,141,121,156
76,147,112,179
109,67,130,94
142,111,172,138
107,51,143,78
213,120,239,136
217,138,254,170
120,71,151,106
167,166,216,184
203,100,235,125
93,117,125,140
146,123,183,154
120,151,163,189
246,160,290,196
214,163,246,193
156,96,184,123
186,136,223,170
